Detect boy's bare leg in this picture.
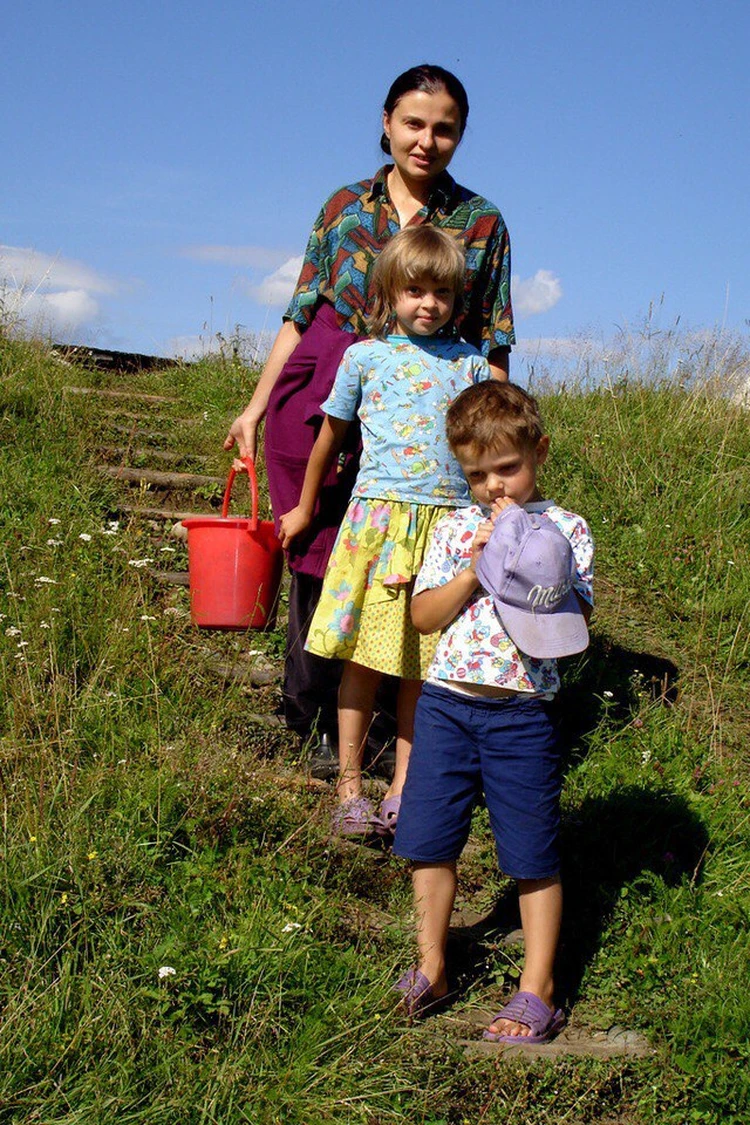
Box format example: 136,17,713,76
487,875,562,1038
411,861,456,998
385,678,422,801
336,662,381,803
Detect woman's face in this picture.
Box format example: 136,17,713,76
383,88,463,186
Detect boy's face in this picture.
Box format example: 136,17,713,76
454,436,549,507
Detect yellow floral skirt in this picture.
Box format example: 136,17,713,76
305,497,445,679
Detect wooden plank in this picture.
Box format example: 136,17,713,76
99,446,210,467
147,569,190,586
97,465,224,488
118,504,213,521
65,385,177,404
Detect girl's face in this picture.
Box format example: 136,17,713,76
393,277,455,337
383,89,462,186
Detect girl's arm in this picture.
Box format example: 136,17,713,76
411,518,494,634
278,415,350,548
223,320,303,461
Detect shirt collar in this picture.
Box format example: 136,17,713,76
369,165,457,215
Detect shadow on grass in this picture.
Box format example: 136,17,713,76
553,634,680,770
557,783,708,1006
445,784,708,1010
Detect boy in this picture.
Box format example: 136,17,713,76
392,381,593,1043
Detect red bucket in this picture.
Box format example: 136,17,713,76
183,457,283,630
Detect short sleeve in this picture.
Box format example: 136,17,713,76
283,204,327,328
568,518,594,607
475,222,515,354
471,354,492,384
320,344,363,422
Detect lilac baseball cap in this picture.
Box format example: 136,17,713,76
475,505,589,659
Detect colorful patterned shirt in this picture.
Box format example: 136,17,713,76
322,334,491,504
284,167,515,356
415,501,594,695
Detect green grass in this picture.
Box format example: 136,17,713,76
1,331,749,1123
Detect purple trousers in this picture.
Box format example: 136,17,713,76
264,301,362,580
263,302,362,734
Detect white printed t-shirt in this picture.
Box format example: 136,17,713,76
414,500,594,696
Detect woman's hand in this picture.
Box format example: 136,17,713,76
278,505,312,550
223,320,303,461
224,406,262,462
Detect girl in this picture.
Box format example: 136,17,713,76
224,64,515,767
279,226,493,838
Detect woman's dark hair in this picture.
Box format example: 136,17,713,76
380,64,469,154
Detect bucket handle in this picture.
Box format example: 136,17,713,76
221,456,259,531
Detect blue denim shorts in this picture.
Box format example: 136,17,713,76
393,682,561,879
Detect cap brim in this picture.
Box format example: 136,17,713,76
496,589,589,659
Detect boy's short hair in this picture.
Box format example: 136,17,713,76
367,226,465,338
446,381,545,453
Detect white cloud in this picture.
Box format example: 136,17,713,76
245,255,304,307
0,244,123,338
512,270,563,317
164,334,223,360
513,336,582,360
0,245,118,295
180,244,290,270
1,284,101,335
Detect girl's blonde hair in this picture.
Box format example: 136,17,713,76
367,226,466,338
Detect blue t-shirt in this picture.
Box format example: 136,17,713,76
322,334,491,505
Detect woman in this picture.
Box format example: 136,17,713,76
224,63,515,764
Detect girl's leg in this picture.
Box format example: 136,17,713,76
411,861,456,998
337,661,382,803
385,677,422,800
487,874,562,1037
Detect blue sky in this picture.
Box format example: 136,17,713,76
3,0,748,369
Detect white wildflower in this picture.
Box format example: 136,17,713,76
159,546,176,554
79,533,92,542
47,538,63,547
17,640,30,648
140,614,156,621
641,749,652,765
40,622,51,629
603,690,614,699
282,922,303,933
5,626,21,637
34,576,57,585
48,518,61,525
128,558,154,568
158,965,176,979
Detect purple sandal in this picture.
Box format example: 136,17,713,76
378,794,401,837
394,968,445,1018
331,797,384,838
483,990,566,1044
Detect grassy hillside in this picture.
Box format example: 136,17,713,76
1,333,748,1124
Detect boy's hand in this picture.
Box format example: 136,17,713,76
278,506,311,549
490,497,518,517
468,500,519,570
469,519,494,571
